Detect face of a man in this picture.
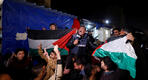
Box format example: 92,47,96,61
74,62,81,70
50,25,56,30
78,27,86,36
113,30,119,36
16,51,25,61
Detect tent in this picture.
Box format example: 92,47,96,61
2,0,77,55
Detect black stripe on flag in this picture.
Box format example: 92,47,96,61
27,29,72,40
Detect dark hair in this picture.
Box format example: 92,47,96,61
84,64,93,78
50,50,56,55
112,27,120,32
80,26,86,30
15,48,28,60
112,27,120,31
65,55,75,69
75,57,87,66
102,56,117,71
120,27,134,33
49,23,57,30
49,23,57,27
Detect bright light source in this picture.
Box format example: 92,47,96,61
86,25,92,29
105,20,110,24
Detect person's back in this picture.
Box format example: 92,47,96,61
115,69,132,80
100,68,132,80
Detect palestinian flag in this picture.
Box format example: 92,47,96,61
27,29,76,56
92,36,137,78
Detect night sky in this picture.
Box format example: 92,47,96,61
51,0,148,35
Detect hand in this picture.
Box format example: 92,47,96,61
38,44,42,49
63,67,70,75
54,45,60,55
73,39,79,45
43,48,49,59
54,45,58,52
10,53,16,59
54,45,61,59
126,33,134,41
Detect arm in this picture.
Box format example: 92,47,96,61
87,36,98,50
38,44,49,62
66,35,79,49
53,45,63,80
6,53,16,67
34,65,46,80
48,45,62,80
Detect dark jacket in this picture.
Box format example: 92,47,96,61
67,33,97,56
100,69,132,80
6,57,32,80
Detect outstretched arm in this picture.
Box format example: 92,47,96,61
50,45,62,80
38,44,49,62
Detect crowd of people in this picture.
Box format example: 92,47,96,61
0,24,148,80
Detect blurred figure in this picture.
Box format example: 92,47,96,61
111,27,120,37
6,48,32,80
42,27,47,30
61,55,76,80
100,56,132,80
49,23,57,30
38,45,62,80
41,23,57,30
106,27,120,42
73,57,90,80
33,65,46,80
89,64,101,80
107,27,134,43
119,27,131,36
0,73,12,80
67,26,97,57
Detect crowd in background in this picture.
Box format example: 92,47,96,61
0,24,148,80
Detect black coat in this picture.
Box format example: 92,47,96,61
100,69,132,80
67,33,97,56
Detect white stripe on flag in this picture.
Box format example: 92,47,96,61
28,38,58,49
101,36,137,59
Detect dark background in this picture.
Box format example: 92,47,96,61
51,0,148,35
26,0,148,36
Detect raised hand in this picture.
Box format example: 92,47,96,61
54,45,59,54
38,44,42,50
53,45,61,59
43,48,49,59
10,52,16,59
